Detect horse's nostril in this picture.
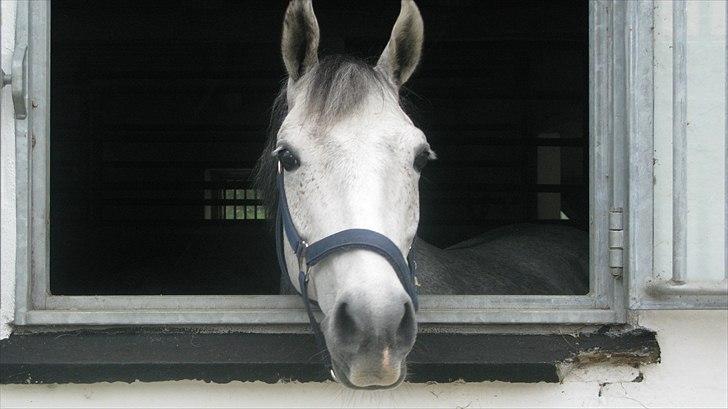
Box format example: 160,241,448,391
334,302,358,340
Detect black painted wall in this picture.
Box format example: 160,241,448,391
50,0,588,295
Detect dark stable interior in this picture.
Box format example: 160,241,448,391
50,0,588,295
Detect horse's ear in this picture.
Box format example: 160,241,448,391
281,0,320,82
376,0,424,88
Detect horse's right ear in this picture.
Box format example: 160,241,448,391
281,0,320,82
376,0,424,88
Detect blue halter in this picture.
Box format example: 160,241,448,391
274,161,419,368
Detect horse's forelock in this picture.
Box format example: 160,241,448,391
302,55,395,125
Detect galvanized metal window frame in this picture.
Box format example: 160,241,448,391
629,0,728,310
12,0,643,327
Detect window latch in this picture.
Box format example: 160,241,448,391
1,44,28,119
608,208,624,277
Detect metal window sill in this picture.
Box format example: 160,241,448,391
1,327,659,385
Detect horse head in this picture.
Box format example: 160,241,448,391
259,0,432,389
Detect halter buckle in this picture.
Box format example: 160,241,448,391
277,160,282,174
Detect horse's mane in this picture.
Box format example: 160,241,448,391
252,81,287,224
253,55,396,220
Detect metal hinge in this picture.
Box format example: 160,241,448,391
608,208,624,277
1,44,28,119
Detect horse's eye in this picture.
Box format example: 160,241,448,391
413,150,430,172
277,148,300,171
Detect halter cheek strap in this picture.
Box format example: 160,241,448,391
274,163,419,370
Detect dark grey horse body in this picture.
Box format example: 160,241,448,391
280,223,588,296
411,223,588,295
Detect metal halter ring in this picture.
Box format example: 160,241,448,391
297,240,310,281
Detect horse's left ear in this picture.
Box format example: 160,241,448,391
376,0,424,88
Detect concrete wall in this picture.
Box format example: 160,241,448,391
1,1,727,408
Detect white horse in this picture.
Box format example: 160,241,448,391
256,0,588,389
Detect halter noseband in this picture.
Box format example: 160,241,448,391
274,161,419,371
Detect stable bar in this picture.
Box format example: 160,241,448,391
672,0,688,284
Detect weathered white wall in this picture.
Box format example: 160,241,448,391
0,1,727,407
1,310,726,408
653,0,727,282
0,0,17,341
